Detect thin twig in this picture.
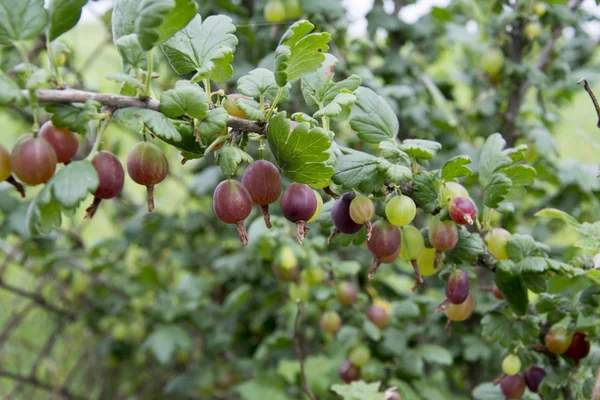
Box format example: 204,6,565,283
578,79,600,128
64,259,129,299
0,369,84,400
8,322,66,398
293,301,318,400
0,279,76,320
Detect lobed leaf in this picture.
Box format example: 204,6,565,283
274,20,330,87
161,15,238,83
267,112,334,185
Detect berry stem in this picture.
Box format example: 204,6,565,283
368,257,381,279
265,87,284,121
204,79,212,104
7,176,25,198
445,319,452,334
433,250,443,270
144,51,154,99
46,36,65,88
296,221,308,244
84,197,102,219
365,220,373,240
435,298,450,313
14,41,40,132
327,227,339,244
260,205,272,229
236,221,249,246
87,112,113,160
410,259,423,292
146,185,155,213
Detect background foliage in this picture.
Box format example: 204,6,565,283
0,0,599,399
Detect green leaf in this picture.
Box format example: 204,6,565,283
380,161,412,183
222,284,252,314
494,265,528,316
0,71,27,106
479,133,513,186
445,228,485,264
0,0,48,45
379,141,411,166
274,20,330,87
237,68,290,103
47,0,87,40
267,112,334,185
331,381,383,400
535,208,581,228
155,0,197,48
314,92,357,119
332,148,385,194
196,108,228,142
291,112,318,126
481,310,540,347
236,98,265,121
483,173,511,209
391,300,420,320
349,87,398,144
301,53,361,107
115,34,148,71
158,108,227,159
472,383,503,400
363,319,381,341
416,344,452,365
113,107,182,142
412,172,438,214
134,0,197,51
516,257,548,273
112,0,137,41
106,72,145,91
135,0,177,50
502,164,536,201
399,139,442,160
26,161,99,236
442,155,472,180
421,74,458,127
51,161,99,208
522,273,547,293
506,234,540,261
215,146,253,176
235,373,289,400
144,324,191,364
160,80,209,119
45,101,101,133
161,14,238,83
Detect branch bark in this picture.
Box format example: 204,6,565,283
501,0,584,145
293,301,318,400
34,89,267,134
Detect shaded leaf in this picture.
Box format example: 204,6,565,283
48,0,87,40
350,87,398,144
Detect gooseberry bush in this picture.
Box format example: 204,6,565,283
0,0,599,399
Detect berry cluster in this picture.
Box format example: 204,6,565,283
1,122,169,217
495,327,590,398
213,160,323,246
